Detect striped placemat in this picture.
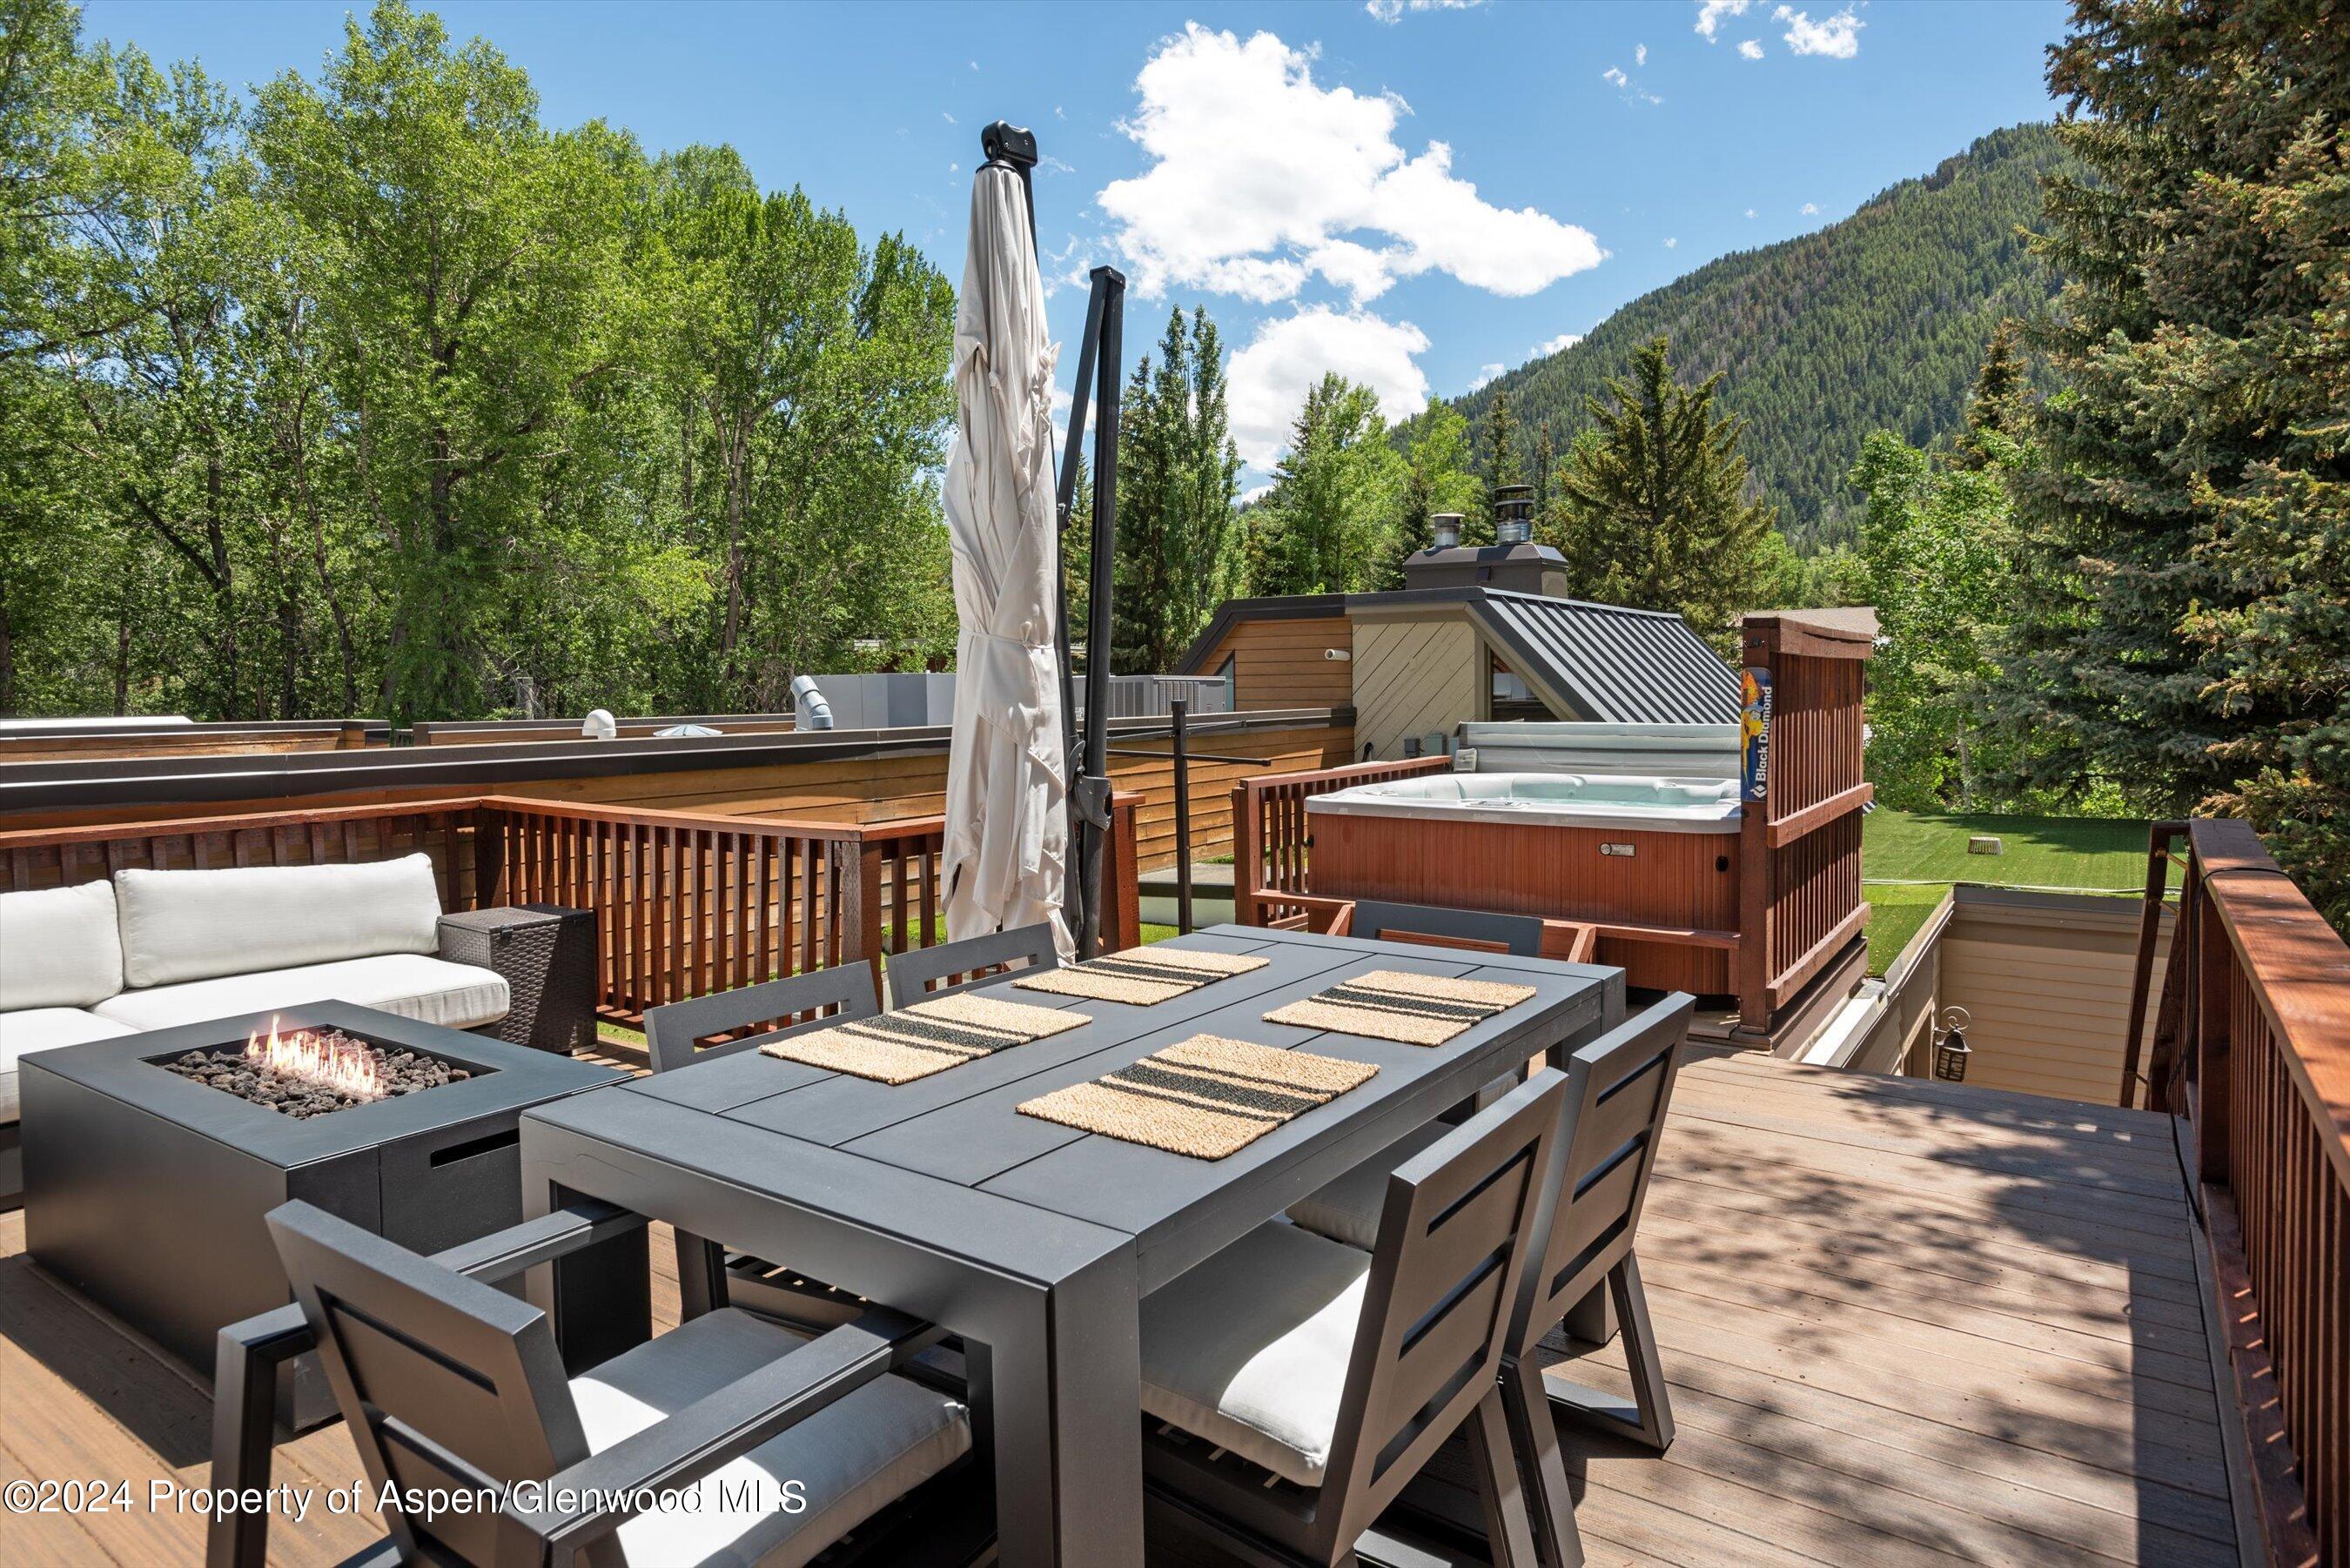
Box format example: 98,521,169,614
760,993,1087,1085
1264,969,1537,1046
1013,947,1271,1005
1017,1035,1377,1160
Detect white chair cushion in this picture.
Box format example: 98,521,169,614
115,854,443,988
1139,1221,1370,1486
1286,1121,1453,1251
570,1307,970,1568
0,1008,135,1122
90,954,507,1034
0,881,124,1010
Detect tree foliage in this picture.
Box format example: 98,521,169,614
1,0,956,723
1246,374,1405,597
1992,0,2350,927
1111,305,1241,673
1547,338,1782,651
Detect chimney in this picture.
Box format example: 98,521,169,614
1400,486,1569,597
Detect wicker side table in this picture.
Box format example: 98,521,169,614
437,905,597,1055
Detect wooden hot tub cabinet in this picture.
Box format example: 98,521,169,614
1306,809,1737,993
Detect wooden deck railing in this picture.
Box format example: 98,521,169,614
1229,755,1452,928
0,792,1143,1024
2129,818,2347,1568
1736,613,1874,1033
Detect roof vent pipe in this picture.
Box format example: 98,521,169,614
581,708,617,740
1429,513,1464,551
1494,485,1535,546
790,674,834,731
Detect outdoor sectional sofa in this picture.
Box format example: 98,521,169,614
0,854,515,1203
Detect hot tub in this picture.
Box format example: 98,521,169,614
1303,769,1742,994
1307,772,1741,834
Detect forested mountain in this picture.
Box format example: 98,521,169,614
1430,124,2073,550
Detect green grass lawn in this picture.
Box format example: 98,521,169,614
1859,809,2159,974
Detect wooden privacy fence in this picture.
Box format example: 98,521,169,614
1736,612,1874,1033
0,793,1143,1024
2130,818,2347,1568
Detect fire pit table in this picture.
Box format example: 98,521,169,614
20,1002,639,1430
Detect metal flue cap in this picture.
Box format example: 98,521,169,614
1430,513,1464,550
1494,484,1536,546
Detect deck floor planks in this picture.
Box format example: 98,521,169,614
0,1055,2237,1565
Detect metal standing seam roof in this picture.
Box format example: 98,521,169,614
1468,590,1742,724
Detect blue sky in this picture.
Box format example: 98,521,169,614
86,0,2069,480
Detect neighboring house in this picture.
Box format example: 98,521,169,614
1174,537,1738,759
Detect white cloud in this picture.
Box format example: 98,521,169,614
1468,363,1506,392
1664,237,1679,248
1602,65,1628,87
1694,0,1751,41
1738,37,1765,58
1225,307,1431,469
1635,43,1648,64
1744,207,1757,218
1534,332,1582,357
1098,25,1603,305
1776,5,1862,57
942,111,956,124
1365,0,1486,20
1801,200,1820,214
1603,64,1664,105
1240,481,1274,506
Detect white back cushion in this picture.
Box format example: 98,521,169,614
0,881,125,1010
116,854,444,988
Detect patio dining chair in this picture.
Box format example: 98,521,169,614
1135,1067,1571,1568
1346,898,1545,957
265,1199,982,1568
645,963,882,1330
1286,994,1695,1568
883,921,1058,1005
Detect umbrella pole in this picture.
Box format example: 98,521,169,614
1073,266,1125,959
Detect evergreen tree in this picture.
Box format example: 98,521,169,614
1111,305,1240,672
1248,375,1405,597
1549,337,1780,651
1955,318,2027,470
1994,0,2350,927
1470,388,1519,546
1530,420,1557,515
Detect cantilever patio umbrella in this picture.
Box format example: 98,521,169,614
939,143,1072,956
941,123,1125,960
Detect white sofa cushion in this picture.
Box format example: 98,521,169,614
90,954,507,1035
1286,1121,1452,1251
570,1306,970,1568
0,1008,136,1121
0,881,124,1010
115,854,444,988
1139,1221,1370,1486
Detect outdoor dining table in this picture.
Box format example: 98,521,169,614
517,923,1623,1568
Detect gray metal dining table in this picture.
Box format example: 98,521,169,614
517,924,1622,1568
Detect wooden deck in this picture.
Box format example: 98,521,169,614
0,1051,2243,1566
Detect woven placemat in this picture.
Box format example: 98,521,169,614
1017,1035,1377,1160
760,993,1087,1085
1264,969,1537,1046
1013,948,1271,1006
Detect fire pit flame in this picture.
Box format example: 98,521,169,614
245,1016,387,1102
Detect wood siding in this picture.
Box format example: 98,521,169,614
1352,613,1481,761
1189,616,1353,712
1936,892,2172,1109
1308,809,1738,993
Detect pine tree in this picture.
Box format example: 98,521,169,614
1470,389,1519,546
1373,399,1480,589
1109,306,1240,673
1531,420,1556,514
1993,0,2350,927
1249,375,1405,597
1955,318,2027,471
1550,337,1780,651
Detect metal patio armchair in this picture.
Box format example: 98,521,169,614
264,1199,982,1568
883,921,1058,1004
1135,1068,1571,1567
643,963,883,1329
1285,994,1695,1567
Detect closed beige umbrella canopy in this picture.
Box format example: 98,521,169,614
939,161,1071,956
